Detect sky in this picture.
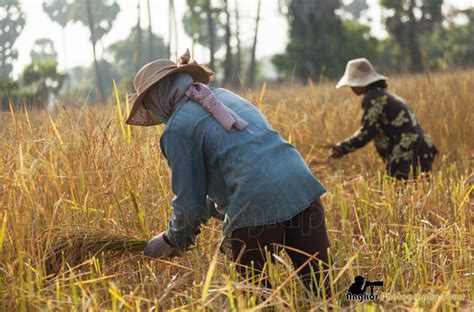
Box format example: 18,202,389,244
11,0,474,78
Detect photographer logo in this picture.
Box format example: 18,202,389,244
346,276,384,302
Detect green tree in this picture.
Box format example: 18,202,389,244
42,0,72,73
20,59,66,107
135,0,142,71
232,0,242,87
30,38,58,61
247,0,261,87
0,76,40,111
342,0,369,20
42,0,71,28
70,0,120,102
0,0,25,78
107,27,168,79
421,8,474,70
183,0,224,69
275,0,344,81
380,0,443,72
146,0,153,62
0,77,19,110
340,20,380,67
274,0,379,82
61,60,118,104
222,0,232,86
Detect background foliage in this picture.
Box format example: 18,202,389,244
1,0,474,107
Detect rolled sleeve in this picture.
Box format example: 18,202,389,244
160,131,210,250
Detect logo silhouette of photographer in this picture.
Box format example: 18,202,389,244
347,276,384,302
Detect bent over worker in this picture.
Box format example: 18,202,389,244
125,50,330,293
331,58,438,180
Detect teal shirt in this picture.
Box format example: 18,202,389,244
160,88,326,249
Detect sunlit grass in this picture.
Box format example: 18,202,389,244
0,70,472,310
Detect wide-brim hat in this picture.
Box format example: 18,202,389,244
126,50,214,126
336,58,387,89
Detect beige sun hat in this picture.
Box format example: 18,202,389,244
125,49,215,126
336,58,387,89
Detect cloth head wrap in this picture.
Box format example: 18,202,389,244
144,73,248,132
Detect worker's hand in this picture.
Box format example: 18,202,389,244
144,232,177,259
330,145,345,159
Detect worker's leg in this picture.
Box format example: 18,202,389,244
387,160,412,180
419,157,433,174
283,198,330,296
221,223,285,287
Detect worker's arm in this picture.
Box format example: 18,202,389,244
160,131,211,250
336,95,387,155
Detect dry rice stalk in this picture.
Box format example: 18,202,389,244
42,226,148,275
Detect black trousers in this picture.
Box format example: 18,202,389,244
387,157,434,180
222,198,330,294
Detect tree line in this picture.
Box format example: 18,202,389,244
1,0,474,110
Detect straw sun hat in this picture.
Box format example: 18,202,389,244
125,49,215,126
336,58,387,89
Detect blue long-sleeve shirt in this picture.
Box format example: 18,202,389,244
160,88,326,249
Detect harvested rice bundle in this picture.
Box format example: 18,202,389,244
42,227,147,275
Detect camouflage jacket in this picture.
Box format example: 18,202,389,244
337,88,438,164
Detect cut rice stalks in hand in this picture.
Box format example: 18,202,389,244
42,226,148,275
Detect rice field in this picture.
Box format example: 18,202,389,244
0,70,472,311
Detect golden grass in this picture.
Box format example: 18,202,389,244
0,70,472,310
42,227,147,276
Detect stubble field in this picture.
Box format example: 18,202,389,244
0,70,472,311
